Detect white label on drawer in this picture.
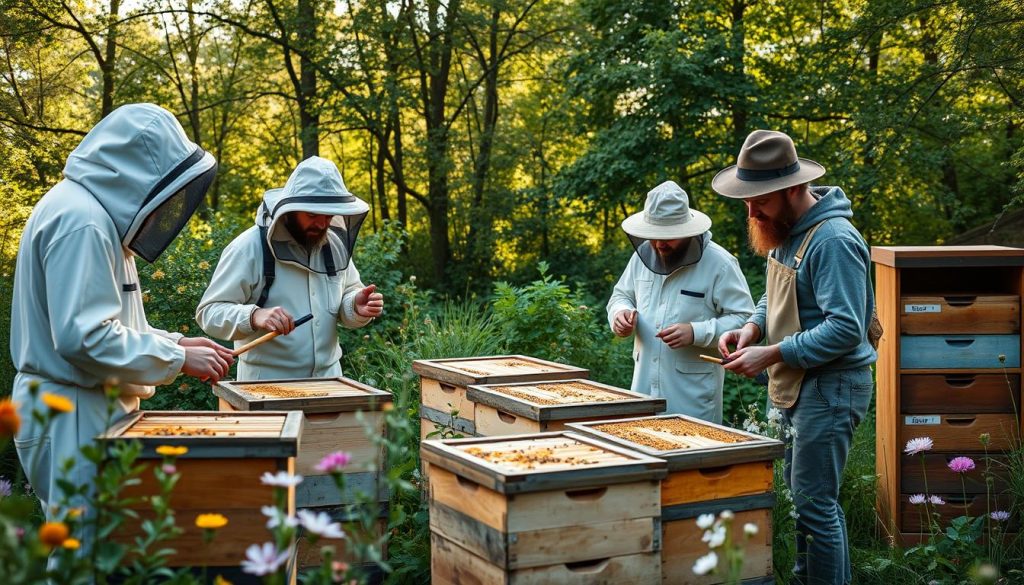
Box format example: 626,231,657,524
905,415,940,425
905,304,941,313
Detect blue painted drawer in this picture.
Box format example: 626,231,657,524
900,335,1020,369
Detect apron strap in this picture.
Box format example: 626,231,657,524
793,220,829,268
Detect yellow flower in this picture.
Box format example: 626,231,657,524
66,507,84,519
0,399,20,436
176,285,187,294
155,445,188,457
38,522,69,547
195,513,229,529
152,270,166,280
142,293,152,303
198,261,210,270
41,392,74,413
214,576,233,585
179,324,190,333
62,538,81,550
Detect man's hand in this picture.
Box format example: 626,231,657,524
656,323,694,349
253,306,295,334
722,344,782,378
612,309,637,337
355,284,384,318
180,341,233,383
718,323,761,358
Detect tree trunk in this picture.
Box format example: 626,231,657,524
297,0,319,158
466,6,501,275
729,0,748,149
100,0,121,118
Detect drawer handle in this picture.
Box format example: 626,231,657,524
306,412,343,424
944,339,975,348
439,383,458,394
455,475,480,492
944,495,975,505
496,410,517,424
564,487,607,501
944,296,977,307
564,558,610,573
945,416,976,426
944,375,976,387
698,465,734,479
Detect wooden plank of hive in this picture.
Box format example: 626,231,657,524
661,461,774,507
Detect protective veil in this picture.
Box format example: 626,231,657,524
10,103,216,511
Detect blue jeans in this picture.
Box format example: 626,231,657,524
782,366,873,585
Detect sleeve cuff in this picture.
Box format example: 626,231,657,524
240,306,259,336
779,338,801,368
342,295,373,328
690,321,712,348
748,316,767,342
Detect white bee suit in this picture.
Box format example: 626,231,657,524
10,104,217,510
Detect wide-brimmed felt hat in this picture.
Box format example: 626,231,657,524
621,180,712,240
712,130,826,199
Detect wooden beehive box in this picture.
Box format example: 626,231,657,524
568,415,784,585
99,411,302,569
466,379,666,436
422,432,666,584
213,377,392,573
413,355,588,439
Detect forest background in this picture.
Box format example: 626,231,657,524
1,0,1023,582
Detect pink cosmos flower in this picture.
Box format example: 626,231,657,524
904,437,933,455
947,456,975,473
314,451,353,474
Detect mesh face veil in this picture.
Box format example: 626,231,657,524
626,232,708,276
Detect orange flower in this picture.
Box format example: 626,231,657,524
62,538,81,550
195,513,228,530
156,445,188,457
0,399,20,436
38,522,69,547
41,392,74,413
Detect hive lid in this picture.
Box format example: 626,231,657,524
98,410,302,458
466,379,666,421
412,355,588,386
420,431,666,494
566,414,784,471
213,377,392,413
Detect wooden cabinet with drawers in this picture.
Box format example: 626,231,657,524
872,245,1024,543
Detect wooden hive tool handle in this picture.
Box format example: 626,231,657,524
231,313,313,357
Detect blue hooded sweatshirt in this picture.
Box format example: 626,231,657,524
749,186,877,373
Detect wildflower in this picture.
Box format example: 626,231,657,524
260,471,303,487
38,522,69,547
904,437,933,455
928,495,945,506
41,392,74,413
152,270,166,280
0,477,12,498
719,510,734,521
980,433,991,447
213,576,233,585
314,451,353,474
66,507,84,519
696,513,715,530
692,551,718,576
162,464,177,475
198,261,210,270
908,494,927,505
991,510,1011,522
143,293,152,303
767,408,783,423
62,538,81,550
196,513,229,530
579,305,588,311
241,542,290,576
332,561,350,581
0,399,21,435
156,445,188,457
297,509,346,539
744,523,759,536
947,456,975,473
702,525,726,548
176,285,187,294
409,275,416,282
179,325,190,333
261,505,298,529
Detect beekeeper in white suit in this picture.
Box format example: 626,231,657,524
196,156,383,380
10,103,234,513
607,181,754,423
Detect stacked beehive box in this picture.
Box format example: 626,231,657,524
99,411,302,579
422,432,666,584
569,414,784,585
214,377,392,573
873,246,1024,540
412,355,588,440
467,378,666,435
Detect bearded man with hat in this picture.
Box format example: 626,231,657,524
606,181,754,423
715,130,877,585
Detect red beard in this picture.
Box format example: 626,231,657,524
747,198,797,257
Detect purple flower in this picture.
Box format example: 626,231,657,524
161,464,177,475
904,437,933,456
947,456,975,473
314,451,353,474
0,477,12,498
908,494,927,505
928,495,946,506
241,542,290,576
991,510,1011,522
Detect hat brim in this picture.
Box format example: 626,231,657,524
711,158,826,199
621,208,712,240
